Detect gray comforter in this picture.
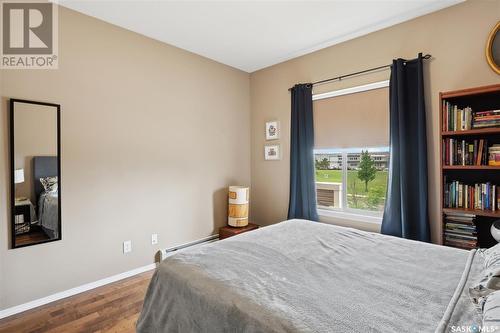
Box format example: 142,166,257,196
38,191,58,238
137,219,483,333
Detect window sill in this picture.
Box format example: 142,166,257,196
317,208,382,225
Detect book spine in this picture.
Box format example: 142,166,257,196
454,105,457,131
494,185,496,212
445,181,499,212
462,140,465,166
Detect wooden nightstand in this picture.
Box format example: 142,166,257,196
14,199,33,235
219,223,259,240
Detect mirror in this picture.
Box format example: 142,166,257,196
486,21,500,75
10,99,61,248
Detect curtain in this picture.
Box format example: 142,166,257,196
381,53,430,242
288,84,319,221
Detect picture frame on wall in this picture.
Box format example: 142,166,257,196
264,144,281,161
265,121,280,140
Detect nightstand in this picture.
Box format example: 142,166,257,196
14,199,33,235
219,223,260,240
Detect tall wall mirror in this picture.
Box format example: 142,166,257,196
10,99,61,248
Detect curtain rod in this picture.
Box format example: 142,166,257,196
288,53,431,91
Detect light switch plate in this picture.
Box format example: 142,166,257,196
123,240,132,254
151,234,158,245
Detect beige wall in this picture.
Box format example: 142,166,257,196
13,102,58,203
250,0,500,240
0,6,250,310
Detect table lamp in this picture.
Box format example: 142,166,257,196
14,168,24,184
14,168,26,201
228,186,249,227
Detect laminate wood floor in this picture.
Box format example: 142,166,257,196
15,229,50,246
0,270,154,333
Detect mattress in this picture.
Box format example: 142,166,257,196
137,219,483,333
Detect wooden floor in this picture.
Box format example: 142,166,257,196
15,229,50,246
0,270,154,333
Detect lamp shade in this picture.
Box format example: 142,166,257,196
491,220,500,242
228,186,249,227
14,169,24,184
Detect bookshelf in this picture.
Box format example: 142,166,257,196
440,83,500,250
442,128,500,136
443,166,500,170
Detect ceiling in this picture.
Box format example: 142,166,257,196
58,0,463,73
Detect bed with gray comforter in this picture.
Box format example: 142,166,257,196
38,191,59,238
137,219,483,332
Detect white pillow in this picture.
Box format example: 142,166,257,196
40,176,58,193
469,245,500,307
481,290,500,332
483,243,500,268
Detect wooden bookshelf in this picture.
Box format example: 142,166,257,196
443,208,500,218
440,83,500,250
443,165,500,170
442,127,500,136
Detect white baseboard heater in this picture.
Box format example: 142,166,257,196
159,234,219,261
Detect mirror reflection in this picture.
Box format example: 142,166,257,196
11,99,61,248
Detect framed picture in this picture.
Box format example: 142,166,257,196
264,144,280,161
265,121,280,140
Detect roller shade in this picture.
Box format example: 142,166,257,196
313,87,389,149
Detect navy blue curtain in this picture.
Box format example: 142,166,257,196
288,84,319,221
381,53,430,242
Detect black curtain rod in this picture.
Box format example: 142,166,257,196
288,53,431,91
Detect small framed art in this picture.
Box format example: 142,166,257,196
264,144,280,161
265,121,280,140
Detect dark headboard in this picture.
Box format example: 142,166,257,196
33,156,58,200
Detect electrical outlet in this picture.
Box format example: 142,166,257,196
123,240,132,254
151,234,158,245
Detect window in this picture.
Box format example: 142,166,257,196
314,147,389,215
313,81,390,219
315,148,389,216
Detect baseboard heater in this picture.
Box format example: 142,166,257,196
159,234,219,261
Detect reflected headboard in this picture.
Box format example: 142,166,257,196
33,156,57,200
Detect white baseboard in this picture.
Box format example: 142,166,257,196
0,263,157,320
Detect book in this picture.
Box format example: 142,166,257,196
489,145,500,166
444,212,477,249
443,179,498,211
442,138,488,166
473,109,500,129
442,102,473,131
442,103,500,131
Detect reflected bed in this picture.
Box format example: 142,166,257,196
33,156,59,239
38,192,58,238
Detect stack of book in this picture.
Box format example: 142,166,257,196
442,101,473,131
444,180,498,211
489,144,500,166
442,138,488,166
473,110,500,129
444,212,477,250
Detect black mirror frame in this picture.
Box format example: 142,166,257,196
10,98,62,249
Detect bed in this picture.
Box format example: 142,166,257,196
33,156,59,238
137,219,484,333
